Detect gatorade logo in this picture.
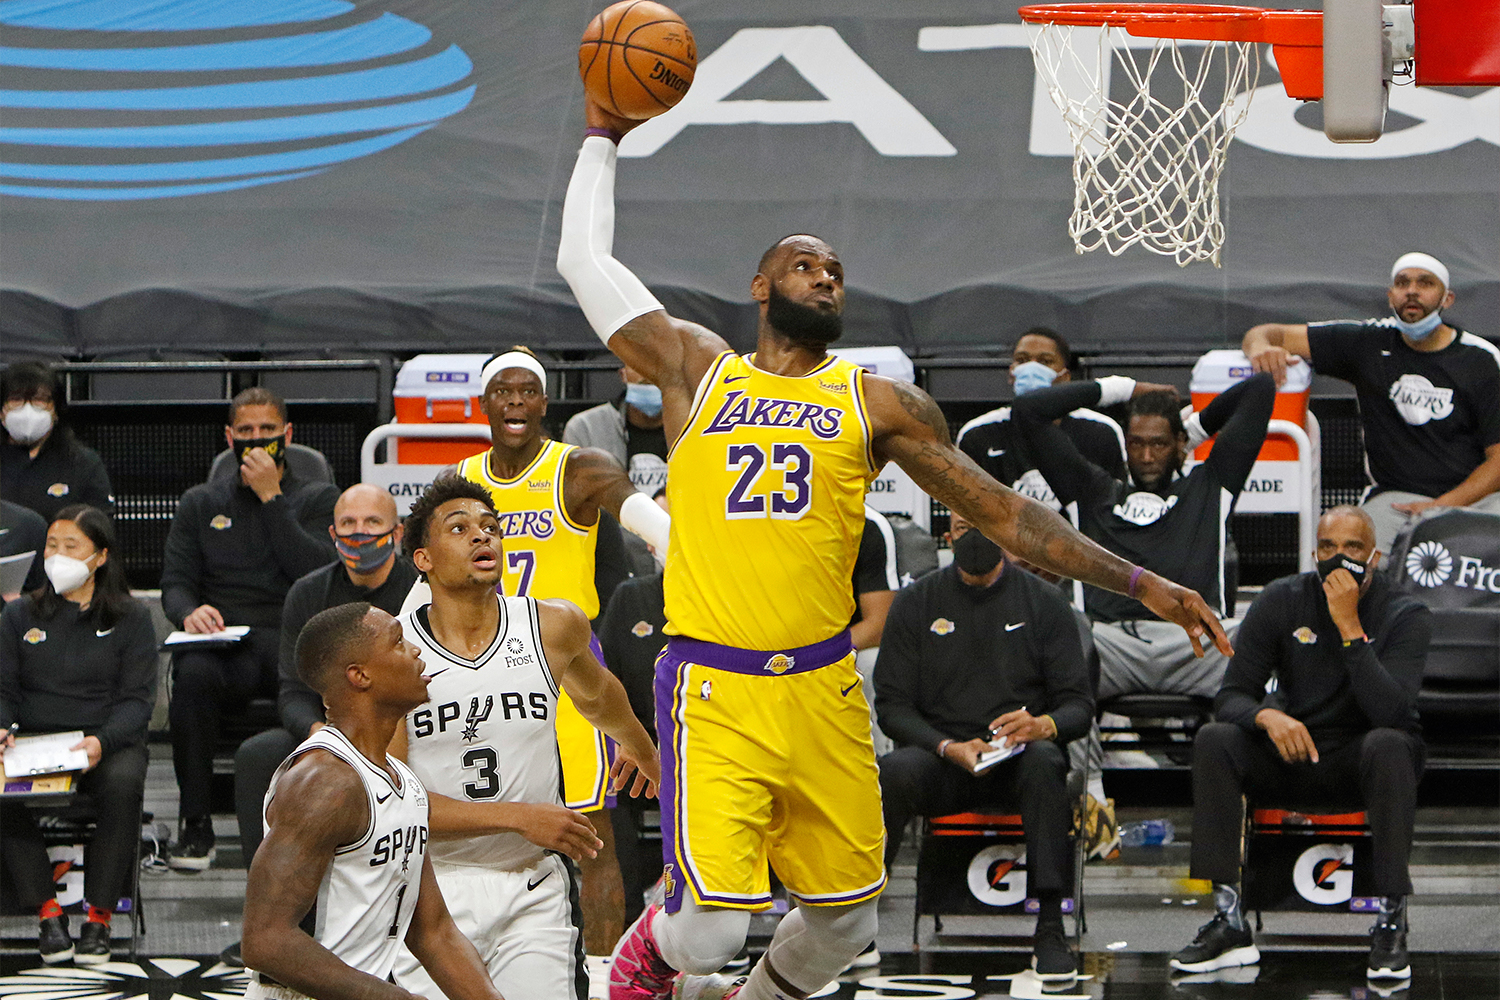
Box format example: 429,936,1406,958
1292,844,1354,904
966,845,1027,907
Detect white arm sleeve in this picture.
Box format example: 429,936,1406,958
556,136,665,344
1095,375,1138,408
619,490,671,555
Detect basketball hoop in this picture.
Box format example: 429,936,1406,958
1018,3,1320,266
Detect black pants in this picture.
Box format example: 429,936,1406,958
879,739,1073,895
233,727,301,866
169,627,279,819
0,743,148,911
1189,722,1424,896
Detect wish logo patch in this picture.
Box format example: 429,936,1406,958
0,0,475,201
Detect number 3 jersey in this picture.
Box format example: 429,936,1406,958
666,351,876,650
400,594,562,871
258,726,428,987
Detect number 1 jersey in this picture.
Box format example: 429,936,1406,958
401,595,561,871
665,352,876,651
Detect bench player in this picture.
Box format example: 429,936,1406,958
390,476,660,999
557,100,1231,1000
241,602,503,1000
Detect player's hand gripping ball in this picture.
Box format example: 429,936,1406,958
579,1,696,120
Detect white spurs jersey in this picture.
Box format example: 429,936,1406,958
255,726,429,991
401,594,562,871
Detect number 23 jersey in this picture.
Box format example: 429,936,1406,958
400,594,561,871
666,352,876,651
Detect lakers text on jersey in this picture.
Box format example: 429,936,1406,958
665,352,876,651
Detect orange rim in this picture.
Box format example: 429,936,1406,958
1018,4,1270,29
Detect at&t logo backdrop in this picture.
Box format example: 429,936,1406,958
0,0,474,200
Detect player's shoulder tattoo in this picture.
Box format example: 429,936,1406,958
885,376,952,445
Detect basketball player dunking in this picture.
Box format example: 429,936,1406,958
452,346,670,955
389,476,660,1000
557,100,1233,1000
241,603,503,1000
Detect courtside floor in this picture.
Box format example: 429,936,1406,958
3,749,1496,999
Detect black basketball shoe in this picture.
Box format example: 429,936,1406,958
1170,912,1260,973
1367,920,1411,980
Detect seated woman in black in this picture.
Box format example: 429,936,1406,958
1,504,157,966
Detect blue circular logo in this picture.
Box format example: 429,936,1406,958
0,0,475,200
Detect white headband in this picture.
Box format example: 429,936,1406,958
480,351,547,392
1391,252,1449,291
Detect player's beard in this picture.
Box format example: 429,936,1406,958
766,285,843,348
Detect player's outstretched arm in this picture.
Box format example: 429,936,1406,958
864,373,1232,657
241,752,416,1000
555,98,729,445
404,853,505,1000
537,596,661,798
389,717,604,861
562,447,671,553
1242,322,1310,387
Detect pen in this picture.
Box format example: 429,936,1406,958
991,706,1031,739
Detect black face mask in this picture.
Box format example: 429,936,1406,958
233,433,286,466
1317,553,1368,585
766,284,844,347
952,529,1003,576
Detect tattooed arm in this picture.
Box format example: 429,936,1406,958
864,373,1231,657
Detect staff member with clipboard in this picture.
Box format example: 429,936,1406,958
0,504,157,966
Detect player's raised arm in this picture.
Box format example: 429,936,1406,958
536,596,661,799
242,752,415,1000
562,446,671,554
863,372,1232,658
555,99,728,443
403,852,506,1000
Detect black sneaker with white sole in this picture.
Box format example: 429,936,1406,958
1170,912,1260,973
170,816,217,871
75,921,111,965
1031,923,1077,981
1367,921,1411,980
39,915,73,964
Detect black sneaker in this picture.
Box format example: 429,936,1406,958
170,816,217,871
76,921,111,965
1031,923,1077,982
39,914,74,965
1367,921,1411,980
1170,912,1260,973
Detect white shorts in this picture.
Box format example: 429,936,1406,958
392,852,586,1000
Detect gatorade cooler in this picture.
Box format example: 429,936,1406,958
1191,349,1310,461
393,354,493,464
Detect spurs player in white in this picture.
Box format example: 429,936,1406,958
390,476,660,1000
242,602,503,1000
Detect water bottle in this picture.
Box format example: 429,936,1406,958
1119,819,1176,847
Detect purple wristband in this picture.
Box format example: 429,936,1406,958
1128,566,1145,598
584,126,622,144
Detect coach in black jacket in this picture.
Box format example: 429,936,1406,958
1172,505,1430,981
875,512,1093,980
160,389,338,869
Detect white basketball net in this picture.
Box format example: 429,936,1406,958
1025,22,1260,266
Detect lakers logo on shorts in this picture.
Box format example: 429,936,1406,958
763,653,795,674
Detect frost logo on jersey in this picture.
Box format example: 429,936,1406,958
1405,541,1453,588
495,510,556,540
1012,468,1060,511
702,391,843,439
1112,492,1179,526
507,638,525,654
965,845,1027,907
461,696,493,741
1292,843,1354,904
1388,374,1455,425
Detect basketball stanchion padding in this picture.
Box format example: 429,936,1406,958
1017,4,1320,267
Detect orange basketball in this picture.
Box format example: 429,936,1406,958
579,1,697,121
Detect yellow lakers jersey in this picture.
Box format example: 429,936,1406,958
665,352,876,650
457,440,600,618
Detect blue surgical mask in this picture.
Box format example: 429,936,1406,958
625,382,663,417
1391,308,1443,341
1012,361,1061,397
